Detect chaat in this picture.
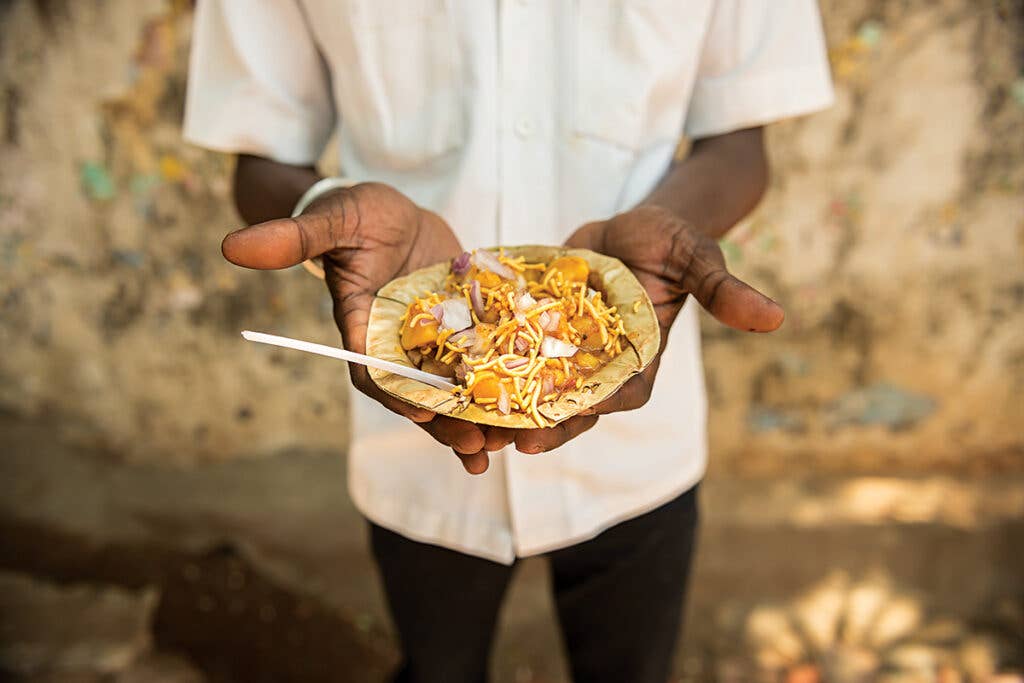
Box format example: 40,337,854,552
365,246,660,429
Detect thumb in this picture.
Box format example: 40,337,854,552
222,211,339,270
683,244,785,333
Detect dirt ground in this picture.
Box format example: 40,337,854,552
2,414,1022,681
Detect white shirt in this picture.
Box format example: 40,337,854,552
185,0,834,564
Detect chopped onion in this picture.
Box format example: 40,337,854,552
515,312,527,326
430,303,444,321
540,336,578,358
452,251,472,276
537,311,551,329
497,386,511,415
471,249,516,280
436,299,473,332
505,356,529,369
544,311,561,332
514,335,530,354
470,279,485,318
450,328,478,349
516,292,537,311
452,329,487,356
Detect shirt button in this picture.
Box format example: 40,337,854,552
514,118,535,139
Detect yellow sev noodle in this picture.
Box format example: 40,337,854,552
403,254,626,426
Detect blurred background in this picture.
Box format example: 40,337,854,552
0,0,1022,681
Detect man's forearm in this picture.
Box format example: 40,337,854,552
641,127,768,239
233,154,322,225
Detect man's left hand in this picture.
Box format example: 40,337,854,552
484,205,784,454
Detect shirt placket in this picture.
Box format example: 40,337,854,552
498,0,564,556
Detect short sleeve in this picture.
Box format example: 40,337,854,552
183,1,335,165
684,0,835,139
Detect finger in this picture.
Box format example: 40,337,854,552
585,375,649,415
329,282,439,422
350,363,436,423
483,426,516,452
326,271,437,424
454,449,490,475
329,281,374,354
419,415,487,455
222,210,340,270
584,356,659,416
585,379,642,415
563,221,605,250
680,242,784,332
694,271,785,332
515,415,599,454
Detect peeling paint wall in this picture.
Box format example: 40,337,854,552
0,0,351,462
705,1,1024,475
0,0,1021,474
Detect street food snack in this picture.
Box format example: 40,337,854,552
366,246,660,428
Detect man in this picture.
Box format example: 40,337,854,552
185,1,833,680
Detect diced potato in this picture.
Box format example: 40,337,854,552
546,256,589,283
574,351,602,372
472,375,504,400
401,318,439,350
571,315,605,351
542,367,570,391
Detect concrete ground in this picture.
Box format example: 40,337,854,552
1,413,1022,682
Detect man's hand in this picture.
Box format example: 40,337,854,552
567,205,784,414
221,182,490,474
482,205,783,456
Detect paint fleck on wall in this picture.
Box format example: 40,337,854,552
824,383,936,431
0,0,1021,475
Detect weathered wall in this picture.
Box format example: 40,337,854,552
0,0,1021,473
706,0,1024,475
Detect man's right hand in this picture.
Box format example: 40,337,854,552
221,182,491,474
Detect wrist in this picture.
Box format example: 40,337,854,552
629,202,699,231
292,177,356,217
233,155,321,225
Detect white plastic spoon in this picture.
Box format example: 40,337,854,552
241,330,458,390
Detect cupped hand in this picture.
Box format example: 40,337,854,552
566,204,784,417
221,182,489,474
483,204,785,456
488,205,785,455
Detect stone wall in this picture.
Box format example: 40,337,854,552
0,0,1021,473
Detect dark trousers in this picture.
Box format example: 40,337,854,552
369,486,699,683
